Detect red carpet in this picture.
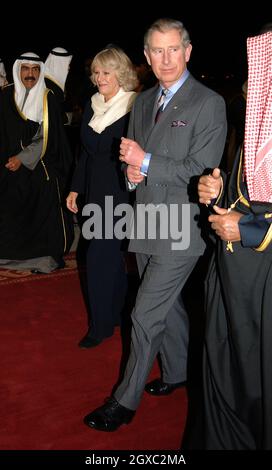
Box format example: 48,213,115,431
0,254,187,450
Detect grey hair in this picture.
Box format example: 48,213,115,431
91,47,138,91
144,18,191,50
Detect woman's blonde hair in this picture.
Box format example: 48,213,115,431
91,47,138,91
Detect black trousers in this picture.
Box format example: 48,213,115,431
86,237,128,340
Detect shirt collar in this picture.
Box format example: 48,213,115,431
158,69,190,97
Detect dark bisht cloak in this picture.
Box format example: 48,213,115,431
0,85,74,260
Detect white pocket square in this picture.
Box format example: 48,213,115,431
171,120,187,127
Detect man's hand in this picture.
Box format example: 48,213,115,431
198,168,222,204
126,165,145,184
119,137,145,167
5,156,22,172
66,191,79,214
209,205,243,241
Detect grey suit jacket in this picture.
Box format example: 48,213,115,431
127,74,227,256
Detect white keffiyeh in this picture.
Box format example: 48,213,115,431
44,47,72,91
89,88,136,134
0,58,7,87
13,52,45,124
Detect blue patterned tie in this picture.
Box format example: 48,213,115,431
155,89,168,123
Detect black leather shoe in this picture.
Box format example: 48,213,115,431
145,378,186,396
84,397,135,432
78,335,102,349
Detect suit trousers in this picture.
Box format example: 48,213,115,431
114,252,198,410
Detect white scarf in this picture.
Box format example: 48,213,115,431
89,88,136,134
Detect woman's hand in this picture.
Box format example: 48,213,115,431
126,165,145,184
66,191,79,213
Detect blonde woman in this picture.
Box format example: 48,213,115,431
67,46,137,348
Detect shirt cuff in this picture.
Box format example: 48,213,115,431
140,153,151,176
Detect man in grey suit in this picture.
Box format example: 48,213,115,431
84,18,227,431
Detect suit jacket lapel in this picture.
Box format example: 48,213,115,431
141,76,196,148
142,85,159,142
156,75,194,125
143,76,195,150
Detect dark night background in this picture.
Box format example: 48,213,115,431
2,5,270,93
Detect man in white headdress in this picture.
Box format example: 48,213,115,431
0,52,74,273
0,58,8,88
44,47,73,124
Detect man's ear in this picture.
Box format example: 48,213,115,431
185,44,192,63
144,49,151,66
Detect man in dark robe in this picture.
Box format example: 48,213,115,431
196,31,272,449
0,52,73,273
